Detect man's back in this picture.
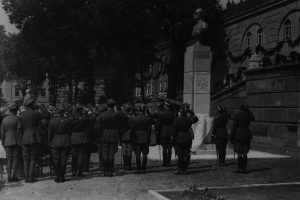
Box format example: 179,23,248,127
1,115,22,146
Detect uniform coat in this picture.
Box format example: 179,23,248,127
231,110,255,154
1,114,23,147
98,110,121,143
157,109,175,139
211,111,230,166
173,116,193,144
19,108,49,144
131,113,151,172
48,117,71,148
48,116,71,180
173,116,193,173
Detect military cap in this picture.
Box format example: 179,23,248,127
163,101,171,107
107,98,116,107
98,104,108,112
9,104,18,111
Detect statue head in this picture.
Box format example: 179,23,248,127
192,8,207,39
193,8,205,21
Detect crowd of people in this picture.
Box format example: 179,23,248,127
0,91,255,184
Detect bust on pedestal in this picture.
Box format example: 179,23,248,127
183,8,211,115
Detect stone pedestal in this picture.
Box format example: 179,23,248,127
183,43,212,114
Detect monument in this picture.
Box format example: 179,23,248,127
184,8,213,152
184,8,212,115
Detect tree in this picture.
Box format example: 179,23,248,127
2,0,96,105
153,0,225,99
1,0,225,104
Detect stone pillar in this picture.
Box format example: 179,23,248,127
183,43,212,114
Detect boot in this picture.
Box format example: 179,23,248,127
123,155,128,170
174,158,183,175
167,149,172,167
29,161,37,182
242,156,247,174
136,157,141,174
234,157,243,173
23,161,29,182
162,150,167,167
107,160,114,177
103,162,108,177
128,155,132,170
142,156,147,174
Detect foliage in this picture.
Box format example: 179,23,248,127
182,185,225,200
1,0,226,104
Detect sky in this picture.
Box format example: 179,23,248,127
0,0,240,34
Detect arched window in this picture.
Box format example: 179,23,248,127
150,82,153,95
159,81,163,93
246,32,252,49
298,18,300,36
146,84,149,96
257,28,263,46
164,80,168,93
284,19,292,40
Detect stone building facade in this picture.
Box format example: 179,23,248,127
212,0,300,148
225,0,300,76
0,78,105,106
135,41,172,102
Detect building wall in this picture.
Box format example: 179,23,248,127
135,42,171,102
211,63,300,149
0,78,105,106
225,0,300,73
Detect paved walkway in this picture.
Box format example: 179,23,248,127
0,146,297,200
147,145,290,160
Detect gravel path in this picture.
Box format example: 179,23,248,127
0,148,299,200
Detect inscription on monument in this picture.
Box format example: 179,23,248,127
194,72,210,93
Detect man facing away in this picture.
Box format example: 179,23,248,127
48,108,71,183
172,109,193,175
1,104,23,182
231,104,255,174
70,106,92,177
97,99,121,177
20,95,49,183
157,102,175,167
131,107,151,174
211,105,230,167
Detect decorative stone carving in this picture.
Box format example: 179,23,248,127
248,52,263,70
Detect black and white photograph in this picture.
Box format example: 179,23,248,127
0,0,299,199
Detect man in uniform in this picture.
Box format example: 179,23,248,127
211,105,230,167
1,104,23,182
20,94,49,183
97,99,120,177
157,102,175,167
120,105,133,171
70,105,92,177
94,104,108,172
182,103,198,169
172,110,193,174
48,108,71,183
131,107,151,174
231,104,255,174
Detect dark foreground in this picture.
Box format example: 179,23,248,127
0,147,299,200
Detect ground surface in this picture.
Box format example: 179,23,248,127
0,146,299,200
160,185,300,200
